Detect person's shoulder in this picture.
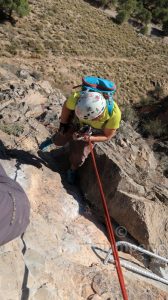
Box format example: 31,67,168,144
67,91,80,102
66,91,80,110
113,101,121,113
105,101,121,129
111,101,121,118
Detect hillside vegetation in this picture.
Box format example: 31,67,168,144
93,0,168,33
0,0,168,103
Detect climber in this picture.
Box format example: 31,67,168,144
40,90,121,184
0,163,30,246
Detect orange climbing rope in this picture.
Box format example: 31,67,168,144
89,140,128,300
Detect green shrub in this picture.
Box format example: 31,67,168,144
121,104,137,124
163,18,168,35
0,123,24,136
97,0,109,7
0,0,29,17
140,25,149,35
143,119,166,137
6,41,18,55
114,0,168,29
152,84,164,100
136,8,152,24
118,0,137,14
116,10,130,24
139,96,154,105
92,0,116,8
152,8,168,24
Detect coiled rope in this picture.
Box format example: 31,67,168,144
89,140,128,300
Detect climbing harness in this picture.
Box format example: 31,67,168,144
104,241,168,285
88,139,128,300
74,125,92,140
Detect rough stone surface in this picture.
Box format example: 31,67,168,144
79,122,168,257
0,69,168,299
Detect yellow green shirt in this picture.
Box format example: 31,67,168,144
66,92,121,130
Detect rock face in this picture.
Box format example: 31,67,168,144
79,122,168,257
0,151,168,300
0,65,168,299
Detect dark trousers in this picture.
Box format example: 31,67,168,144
52,128,93,169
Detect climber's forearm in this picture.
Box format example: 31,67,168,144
60,101,73,124
84,129,116,142
90,128,116,142
89,135,109,142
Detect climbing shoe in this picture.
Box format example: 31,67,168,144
39,138,53,152
66,169,77,185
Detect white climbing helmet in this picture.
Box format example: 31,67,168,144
75,91,106,120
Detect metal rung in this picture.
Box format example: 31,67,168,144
104,241,168,285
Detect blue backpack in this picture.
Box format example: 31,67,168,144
74,76,116,115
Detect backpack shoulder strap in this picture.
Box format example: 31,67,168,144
107,100,114,116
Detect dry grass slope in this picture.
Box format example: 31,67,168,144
0,0,168,102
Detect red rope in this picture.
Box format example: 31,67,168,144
89,140,128,300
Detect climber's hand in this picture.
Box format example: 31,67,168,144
73,132,90,141
82,135,90,142
72,132,81,140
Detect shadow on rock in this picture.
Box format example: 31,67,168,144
0,140,109,247
38,146,108,237
0,10,17,26
0,140,46,169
